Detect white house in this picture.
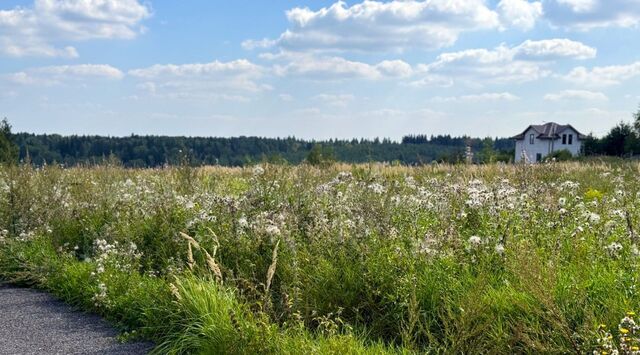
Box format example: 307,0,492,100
512,122,586,163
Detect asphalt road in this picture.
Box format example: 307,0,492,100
0,285,153,355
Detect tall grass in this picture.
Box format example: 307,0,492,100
1,162,640,353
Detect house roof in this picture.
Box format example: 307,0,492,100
512,122,587,140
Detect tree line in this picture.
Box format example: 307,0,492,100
581,108,640,157
0,107,638,167
9,131,514,166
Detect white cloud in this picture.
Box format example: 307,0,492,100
241,38,276,50
279,94,294,101
128,59,269,100
0,0,150,58
247,0,501,53
513,38,596,60
544,0,640,29
129,60,262,80
273,55,381,79
563,62,640,86
432,92,521,102
7,64,124,85
313,93,355,107
270,53,413,80
376,60,414,78
497,0,543,30
543,89,608,101
414,38,594,86
421,45,548,85
555,0,596,13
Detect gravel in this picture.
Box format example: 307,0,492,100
0,284,153,355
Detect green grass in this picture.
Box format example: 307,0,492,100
1,162,640,353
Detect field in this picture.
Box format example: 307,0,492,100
1,162,640,354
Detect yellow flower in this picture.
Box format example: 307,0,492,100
620,328,630,334
627,311,636,317
631,346,639,351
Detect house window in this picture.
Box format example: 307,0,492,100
562,134,567,145
536,153,542,162
529,134,534,144
568,134,573,145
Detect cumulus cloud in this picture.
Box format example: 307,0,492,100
270,53,413,80
543,89,608,101
544,0,640,29
241,38,277,50
563,62,640,86
245,0,502,53
0,0,150,57
554,0,597,13
406,74,454,88
420,45,547,85
413,38,594,86
128,59,269,100
279,94,294,102
513,38,596,60
432,92,521,102
129,60,263,80
313,93,355,107
7,64,124,85
497,0,543,30
376,60,414,78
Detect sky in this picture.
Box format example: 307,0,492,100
1,0,639,140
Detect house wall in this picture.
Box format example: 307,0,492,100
514,127,583,163
515,128,552,163
554,127,582,156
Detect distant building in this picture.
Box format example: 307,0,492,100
512,122,586,163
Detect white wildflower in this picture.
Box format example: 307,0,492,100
265,224,281,236
253,166,265,176
587,212,601,224
368,183,386,194
468,236,482,246
606,242,623,258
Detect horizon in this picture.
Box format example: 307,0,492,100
2,0,640,140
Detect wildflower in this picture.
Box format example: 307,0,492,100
468,236,482,246
606,242,623,258
265,224,281,236
253,166,265,176
238,216,249,228
588,212,601,224
368,183,385,194
495,244,505,255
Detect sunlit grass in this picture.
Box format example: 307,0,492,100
1,162,639,353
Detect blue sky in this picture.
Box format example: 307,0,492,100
1,0,639,139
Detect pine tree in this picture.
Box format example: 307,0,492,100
0,118,18,165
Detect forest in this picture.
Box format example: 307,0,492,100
2,107,640,167
12,132,515,166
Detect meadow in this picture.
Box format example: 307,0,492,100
1,162,639,354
